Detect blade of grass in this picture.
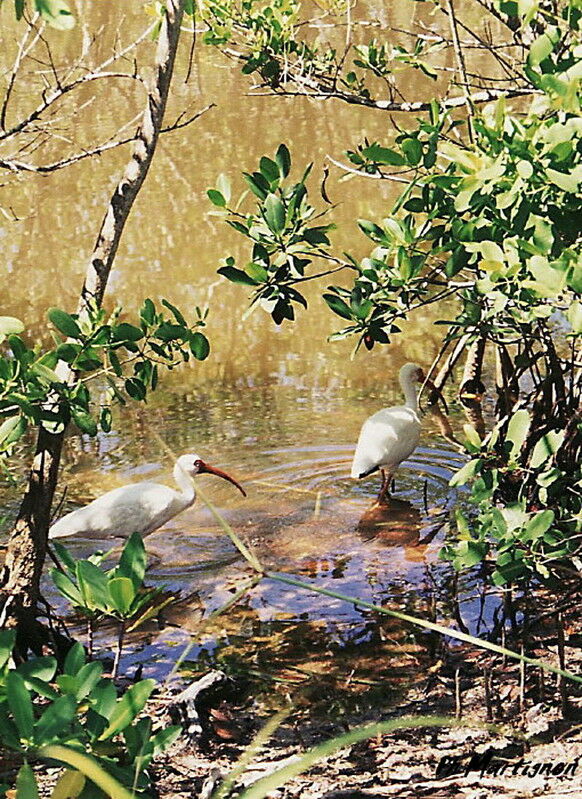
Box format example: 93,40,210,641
212,708,292,799
152,432,262,571
40,745,135,799
194,483,263,572
265,571,582,685
165,576,261,685
236,716,501,799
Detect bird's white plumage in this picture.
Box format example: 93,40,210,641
350,363,424,487
351,405,421,479
50,453,202,539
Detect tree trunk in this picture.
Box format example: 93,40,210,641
0,0,186,640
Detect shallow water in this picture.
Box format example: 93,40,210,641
0,5,504,702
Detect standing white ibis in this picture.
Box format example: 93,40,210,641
49,453,246,539
351,363,441,504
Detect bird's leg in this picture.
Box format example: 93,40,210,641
377,470,393,505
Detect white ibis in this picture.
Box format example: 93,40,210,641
49,454,246,539
351,363,442,504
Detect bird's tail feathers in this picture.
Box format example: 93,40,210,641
351,462,379,479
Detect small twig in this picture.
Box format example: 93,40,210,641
454,667,462,719
444,0,474,142
557,611,568,718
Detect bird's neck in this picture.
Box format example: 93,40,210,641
402,380,419,411
173,462,196,505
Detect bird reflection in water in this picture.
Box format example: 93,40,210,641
356,498,442,562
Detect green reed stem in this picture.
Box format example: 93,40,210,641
265,571,582,685
235,716,501,799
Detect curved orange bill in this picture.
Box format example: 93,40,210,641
198,461,247,496
422,377,449,414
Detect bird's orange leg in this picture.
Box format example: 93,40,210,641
377,469,393,505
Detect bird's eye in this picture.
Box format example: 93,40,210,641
194,459,202,468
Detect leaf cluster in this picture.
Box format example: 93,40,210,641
209,144,339,324
0,299,209,474
0,629,179,799
51,532,173,628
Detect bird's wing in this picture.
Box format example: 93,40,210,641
49,482,187,539
351,406,421,478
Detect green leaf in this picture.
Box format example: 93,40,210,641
52,542,77,575
506,409,531,457
48,308,81,339
150,725,182,755
100,407,112,433
35,0,75,29
161,299,187,326
361,144,405,166
17,656,57,685
0,316,24,341
246,262,269,282
453,540,487,569
6,672,34,741
51,569,83,607
401,137,422,165
527,26,560,67
140,298,156,325
76,561,110,612
0,416,27,449
15,763,39,799
449,458,482,487
523,510,554,542
546,168,580,193
567,263,582,294
107,577,135,616
117,532,147,591
73,661,104,700
71,408,98,437
124,377,147,401
38,746,133,799
216,173,231,203
99,680,156,740
463,424,482,450
243,171,269,200
90,680,117,720
275,144,291,177
0,629,16,669
112,323,144,343
35,695,77,745
567,302,582,335
264,194,286,234
207,189,226,207
217,265,259,286
259,157,280,183
50,769,85,799
525,255,566,297
322,294,353,321
357,219,385,242
63,642,85,675
189,331,210,360
530,430,565,469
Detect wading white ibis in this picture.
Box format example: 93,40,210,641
351,363,442,504
49,454,246,539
